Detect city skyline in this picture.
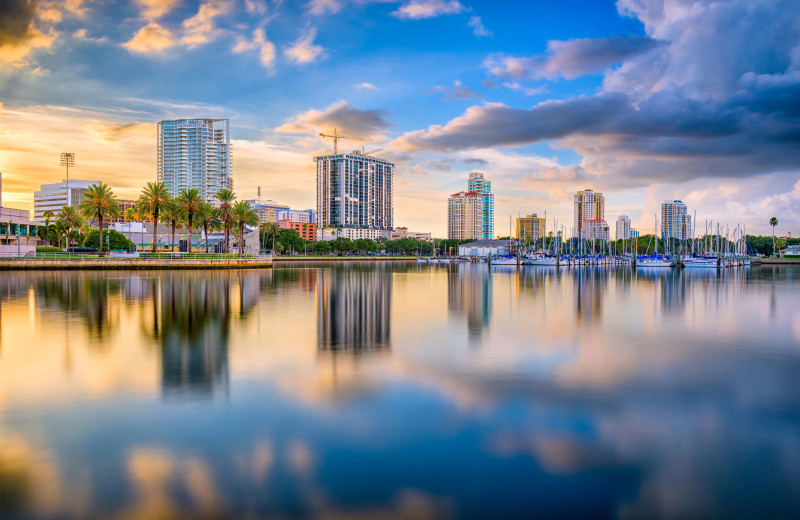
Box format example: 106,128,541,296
1,0,799,237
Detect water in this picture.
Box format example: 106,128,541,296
1,263,799,519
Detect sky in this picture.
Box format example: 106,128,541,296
0,0,799,237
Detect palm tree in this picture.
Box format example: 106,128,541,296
159,199,181,252
232,201,259,255
263,222,279,254
769,217,779,255
78,182,119,254
214,189,236,253
57,205,83,252
302,223,309,255
196,201,217,254
176,188,203,253
41,209,55,245
137,181,171,253
124,208,137,223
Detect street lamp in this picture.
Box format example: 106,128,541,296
60,153,75,207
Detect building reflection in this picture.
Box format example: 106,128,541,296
317,265,392,353
448,263,492,339
151,273,251,399
573,268,609,324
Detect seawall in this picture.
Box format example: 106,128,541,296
0,258,273,270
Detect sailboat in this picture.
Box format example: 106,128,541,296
637,215,674,268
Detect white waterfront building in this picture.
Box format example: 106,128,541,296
157,118,231,202
616,215,632,240
448,191,483,240
33,179,98,223
661,200,692,240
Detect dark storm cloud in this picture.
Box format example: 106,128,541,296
393,0,800,184
485,35,667,80
0,0,38,47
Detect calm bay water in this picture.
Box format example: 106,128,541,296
1,263,799,519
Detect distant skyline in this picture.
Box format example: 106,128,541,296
1,0,799,236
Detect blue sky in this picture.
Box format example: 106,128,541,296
1,0,799,236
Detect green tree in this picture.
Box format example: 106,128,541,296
56,205,83,252
37,209,56,246
354,238,378,254
137,181,171,253
775,237,786,254
78,182,120,254
232,201,259,255
196,202,217,254
84,229,135,251
331,237,353,255
176,188,203,253
215,189,236,253
124,207,137,222
312,240,332,254
769,217,779,255
262,222,279,254
159,199,181,252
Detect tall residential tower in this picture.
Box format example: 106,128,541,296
574,189,605,237
467,172,494,240
315,150,393,237
157,119,231,202
661,200,692,240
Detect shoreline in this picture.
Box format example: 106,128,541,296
0,258,274,270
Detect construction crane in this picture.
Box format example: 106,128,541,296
362,147,384,155
319,128,370,154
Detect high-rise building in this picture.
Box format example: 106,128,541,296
615,215,631,240
448,191,482,240
157,119,231,202
516,213,545,241
467,172,493,240
574,189,605,237
661,200,692,239
33,179,98,223
315,150,393,232
245,199,290,225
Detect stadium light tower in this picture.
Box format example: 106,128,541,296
60,153,75,207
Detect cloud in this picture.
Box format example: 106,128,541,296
485,35,667,80
392,0,466,20
123,1,231,54
284,26,325,64
134,0,181,19
467,16,491,37
356,82,379,90
276,100,391,137
502,82,548,96
0,0,56,66
232,28,276,68
244,0,268,15
179,1,230,48
428,80,482,100
72,28,107,43
123,22,175,54
307,0,344,15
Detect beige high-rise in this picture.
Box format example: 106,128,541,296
448,191,482,240
574,189,605,236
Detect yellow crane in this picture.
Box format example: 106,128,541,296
362,147,384,155
319,128,370,154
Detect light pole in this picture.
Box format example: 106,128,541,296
60,153,75,208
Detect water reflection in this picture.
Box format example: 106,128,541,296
1,265,799,519
317,264,392,353
448,263,492,340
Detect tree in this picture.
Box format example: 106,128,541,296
124,208,137,223
84,229,135,251
78,182,120,254
232,201,259,255
56,205,83,252
331,237,353,255
770,217,779,255
312,240,332,254
159,199,181,252
775,237,786,255
137,181,171,253
37,209,56,246
262,222,279,254
215,189,236,253
176,188,203,253
196,202,217,254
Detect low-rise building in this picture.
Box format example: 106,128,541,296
581,219,610,241
392,227,433,242
457,239,517,258
33,179,98,223
279,220,317,241
277,209,316,224
318,227,392,242
109,199,137,223
245,199,290,225
0,207,40,256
